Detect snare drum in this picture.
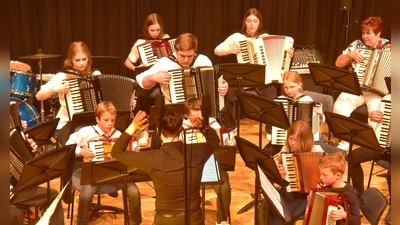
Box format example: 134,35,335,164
10,71,37,99
10,60,31,72
10,97,41,129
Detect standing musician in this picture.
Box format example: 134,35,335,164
10,133,65,225
66,101,142,225
112,107,220,225
124,13,171,148
135,32,228,104
333,16,391,151
214,8,294,140
36,41,101,147
259,120,342,225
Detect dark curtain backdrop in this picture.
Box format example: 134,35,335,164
10,0,391,78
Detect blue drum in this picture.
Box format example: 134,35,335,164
10,70,37,99
10,97,41,129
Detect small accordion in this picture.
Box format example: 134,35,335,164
64,77,103,121
375,99,391,150
281,151,324,193
304,189,350,225
168,66,225,119
137,38,176,66
271,98,321,145
88,141,116,162
237,35,294,84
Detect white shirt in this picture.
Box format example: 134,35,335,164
66,124,121,156
135,53,212,103
39,70,101,129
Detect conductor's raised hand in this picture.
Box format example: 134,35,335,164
132,110,149,131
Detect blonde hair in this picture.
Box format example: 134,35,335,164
174,33,198,53
283,71,304,93
95,101,117,119
286,120,314,153
63,41,93,76
318,150,346,175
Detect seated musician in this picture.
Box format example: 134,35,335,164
333,16,391,151
259,120,343,225
317,151,361,225
151,97,232,225
10,132,65,225
111,107,220,225
65,101,142,225
214,8,294,140
36,41,101,147
348,94,391,224
135,32,228,104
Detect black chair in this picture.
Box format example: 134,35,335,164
367,158,390,189
360,187,388,225
303,90,333,113
68,169,124,225
97,74,136,111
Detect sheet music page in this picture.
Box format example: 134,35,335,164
257,165,285,216
201,154,220,183
218,75,225,111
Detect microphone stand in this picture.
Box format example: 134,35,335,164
181,125,208,225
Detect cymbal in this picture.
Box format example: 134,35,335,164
19,53,62,60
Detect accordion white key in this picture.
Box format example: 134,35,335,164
137,38,176,66
375,99,391,149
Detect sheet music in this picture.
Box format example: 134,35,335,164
201,154,220,183
257,165,285,217
218,75,225,112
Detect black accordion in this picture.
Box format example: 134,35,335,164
64,76,103,121
168,66,225,119
271,98,321,145
10,127,35,194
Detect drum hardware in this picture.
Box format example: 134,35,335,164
19,49,61,121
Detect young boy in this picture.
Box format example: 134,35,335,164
318,150,361,225
66,101,142,225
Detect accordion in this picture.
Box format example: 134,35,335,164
304,189,350,225
375,99,391,150
137,38,176,66
281,151,324,193
271,98,321,145
361,48,391,96
64,77,103,121
168,66,225,119
237,35,293,84
10,127,35,191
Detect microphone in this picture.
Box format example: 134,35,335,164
154,94,165,132
201,93,211,133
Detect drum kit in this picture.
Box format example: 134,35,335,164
10,50,61,128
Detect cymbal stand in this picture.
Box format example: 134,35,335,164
38,58,45,121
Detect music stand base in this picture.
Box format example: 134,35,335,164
89,204,124,220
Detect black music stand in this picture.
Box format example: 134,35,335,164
92,56,121,75
81,160,150,225
236,91,290,149
324,112,385,182
218,63,266,137
13,144,76,208
25,118,60,148
308,63,362,97
235,136,289,224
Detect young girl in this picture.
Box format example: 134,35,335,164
124,13,170,147
36,41,100,146
214,8,294,137
274,71,324,141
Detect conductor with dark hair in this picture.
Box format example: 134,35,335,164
112,107,220,225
